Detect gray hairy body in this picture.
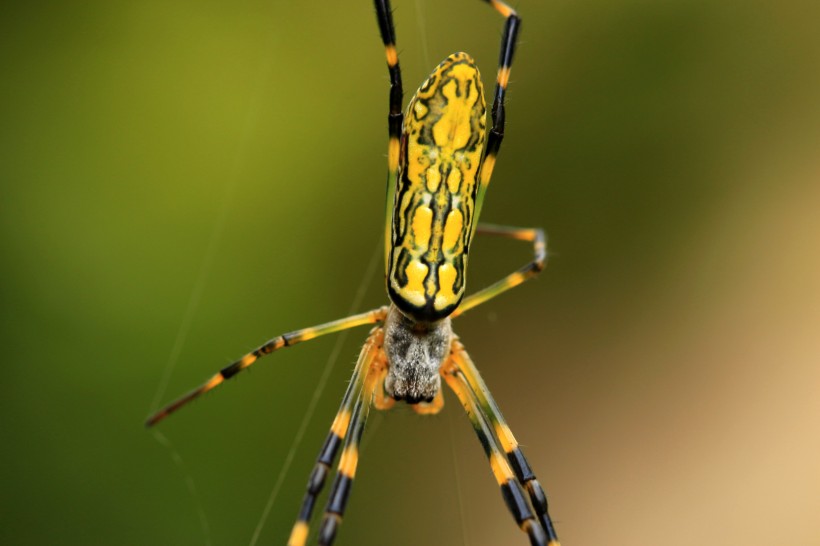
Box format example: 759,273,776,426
382,305,453,403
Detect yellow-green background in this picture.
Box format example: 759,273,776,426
2,0,819,544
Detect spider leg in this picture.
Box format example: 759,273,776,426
145,306,388,427
453,224,546,318
472,0,522,226
287,327,384,546
373,0,404,273
373,361,395,411
442,352,550,546
449,340,561,544
316,342,385,546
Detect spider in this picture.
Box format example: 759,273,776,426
146,1,561,544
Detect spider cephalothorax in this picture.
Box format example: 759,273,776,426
383,305,452,403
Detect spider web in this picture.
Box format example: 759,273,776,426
414,0,432,70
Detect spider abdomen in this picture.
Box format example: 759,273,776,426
387,52,487,322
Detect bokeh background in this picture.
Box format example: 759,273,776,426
2,0,819,544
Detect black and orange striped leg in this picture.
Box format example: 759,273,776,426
454,224,546,318
483,0,521,151
317,347,384,545
373,0,403,130
450,341,560,545
473,0,522,222
373,0,405,268
145,307,388,427
442,357,548,546
286,327,384,546
373,0,403,141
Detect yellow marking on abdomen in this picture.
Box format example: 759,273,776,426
412,206,433,248
434,263,458,311
446,168,462,193
413,99,428,119
403,260,429,307
432,67,481,150
426,167,441,192
442,209,463,253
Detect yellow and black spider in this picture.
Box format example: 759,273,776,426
147,1,560,544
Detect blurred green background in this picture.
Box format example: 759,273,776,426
2,0,819,544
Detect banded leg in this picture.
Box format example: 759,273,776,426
442,356,548,546
453,224,546,318
373,0,404,272
317,346,385,545
287,328,384,546
145,306,388,427
450,340,560,545
473,0,522,226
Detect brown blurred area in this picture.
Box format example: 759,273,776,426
1,1,818,545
